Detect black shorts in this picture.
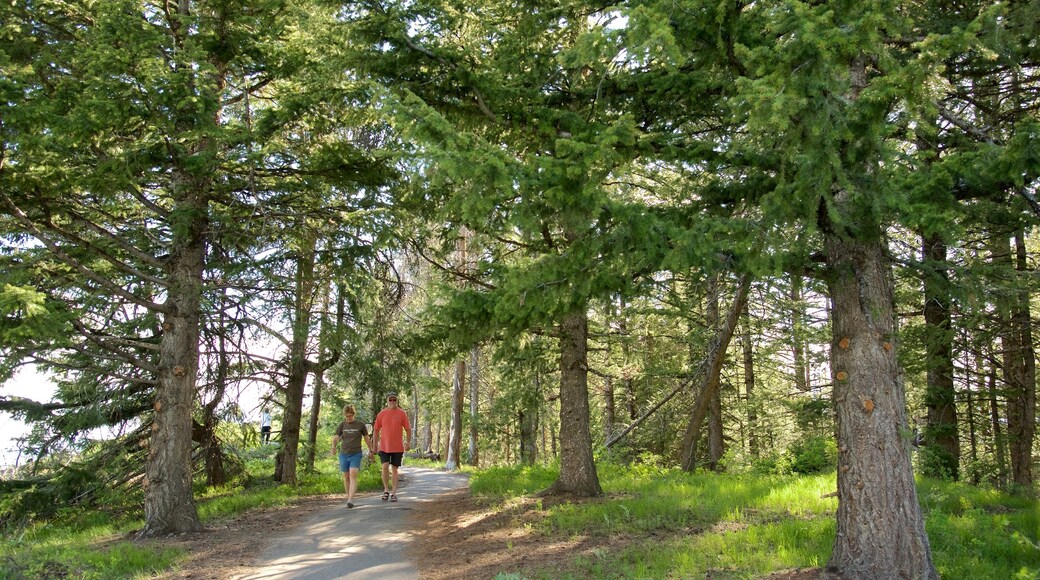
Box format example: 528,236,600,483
378,451,404,467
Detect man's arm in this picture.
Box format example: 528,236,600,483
331,435,340,455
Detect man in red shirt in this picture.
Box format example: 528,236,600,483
373,393,411,502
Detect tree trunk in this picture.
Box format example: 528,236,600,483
741,302,758,458
987,229,1035,488
706,276,724,470
966,378,980,485
619,296,636,421
791,274,810,392
468,346,480,466
275,232,317,485
519,379,540,465
680,275,750,472
141,189,205,537
822,219,937,579
603,375,615,446
988,364,1009,488
921,232,960,480
305,368,324,472
1007,231,1036,488
445,359,465,470
545,310,602,496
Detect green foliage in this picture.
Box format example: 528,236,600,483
470,464,559,497
473,461,1038,578
786,435,838,475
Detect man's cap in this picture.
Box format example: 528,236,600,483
387,393,398,399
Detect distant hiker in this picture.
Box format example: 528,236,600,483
373,393,411,502
332,404,375,508
260,407,272,444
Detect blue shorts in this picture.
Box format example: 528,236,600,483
339,452,363,472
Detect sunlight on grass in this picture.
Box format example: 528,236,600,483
472,461,1040,579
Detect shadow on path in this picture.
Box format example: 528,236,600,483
235,467,468,580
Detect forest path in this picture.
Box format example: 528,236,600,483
236,467,469,580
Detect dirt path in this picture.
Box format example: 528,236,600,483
151,467,468,579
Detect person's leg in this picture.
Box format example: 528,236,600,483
348,468,359,503
378,451,391,498
338,453,350,494
391,464,399,493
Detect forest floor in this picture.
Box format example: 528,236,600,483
148,484,821,579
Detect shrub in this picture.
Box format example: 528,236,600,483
787,435,837,474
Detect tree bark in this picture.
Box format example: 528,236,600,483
468,346,480,466
445,358,465,470
791,273,810,392
141,188,205,537
706,276,724,470
680,274,750,472
987,229,1035,488
987,364,1009,488
519,377,540,465
921,232,960,480
305,368,324,472
1008,231,1036,488
275,230,317,485
822,216,937,579
545,309,602,496
741,302,758,458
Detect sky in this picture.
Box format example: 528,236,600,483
0,367,53,467
0,366,280,469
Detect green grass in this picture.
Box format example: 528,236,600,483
2,452,1037,579
472,462,1040,579
0,452,374,579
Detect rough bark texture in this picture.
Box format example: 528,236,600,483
444,359,465,471
141,190,205,537
921,232,960,480
546,310,602,497
822,226,938,579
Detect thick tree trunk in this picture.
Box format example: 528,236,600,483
445,359,465,470
921,232,960,480
141,190,205,537
545,310,602,496
822,224,937,579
